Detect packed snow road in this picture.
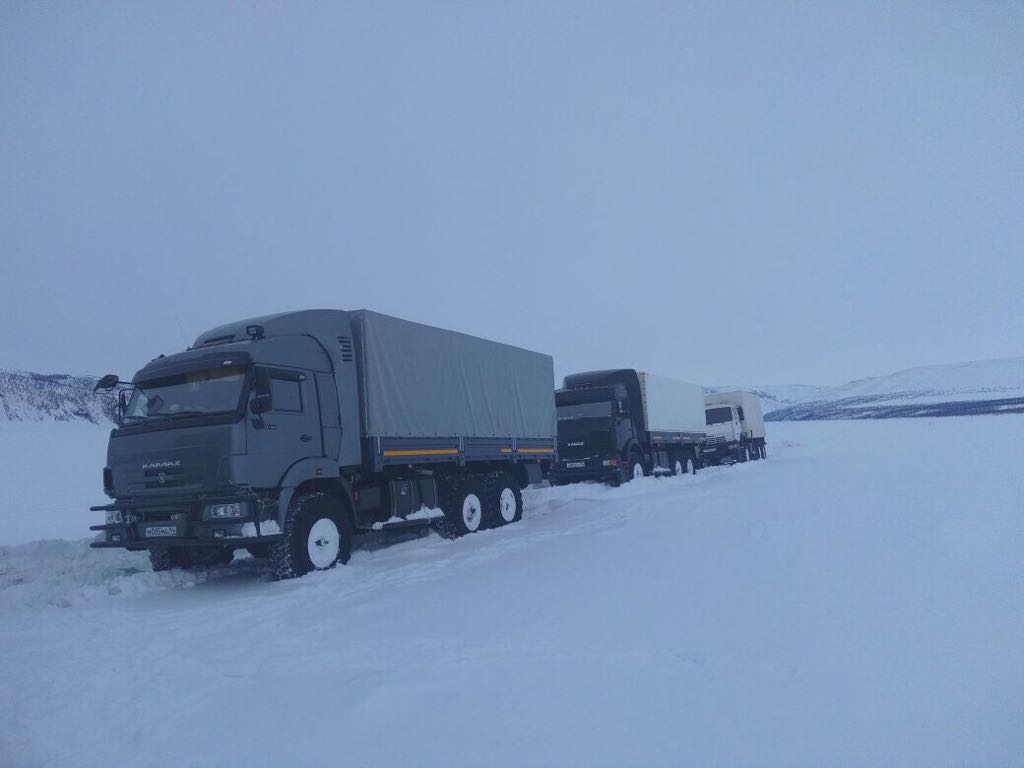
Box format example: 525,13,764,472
1,418,1022,767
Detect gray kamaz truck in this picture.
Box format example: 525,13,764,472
90,310,556,578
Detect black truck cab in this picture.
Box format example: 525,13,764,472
552,370,648,484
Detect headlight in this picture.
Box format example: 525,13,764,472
204,502,246,520
105,510,124,525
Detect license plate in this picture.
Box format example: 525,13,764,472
565,461,586,468
145,526,177,538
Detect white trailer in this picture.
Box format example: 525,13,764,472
703,390,767,464
639,373,707,434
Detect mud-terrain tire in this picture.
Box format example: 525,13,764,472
434,475,488,539
627,452,646,482
269,492,352,580
149,546,194,572
486,471,523,527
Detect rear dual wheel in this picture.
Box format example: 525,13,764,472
488,471,523,527
672,455,697,476
435,472,523,539
435,476,487,539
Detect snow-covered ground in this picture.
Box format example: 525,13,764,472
2,418,1022,766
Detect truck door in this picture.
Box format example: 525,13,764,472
246,367,323,484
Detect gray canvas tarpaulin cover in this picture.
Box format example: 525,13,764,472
350,310,556,439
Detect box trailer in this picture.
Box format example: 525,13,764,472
90,309,556,578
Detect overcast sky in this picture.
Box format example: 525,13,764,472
1,2,1020,386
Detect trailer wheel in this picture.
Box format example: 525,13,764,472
673,458,684,476
487,471,522,527
269,492,352,580
686,455,697,475
435,476,488,539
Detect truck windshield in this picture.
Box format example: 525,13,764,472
125,367,247,422
705,406,733,425
557,401,613,421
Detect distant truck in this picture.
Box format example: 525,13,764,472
552,369,706,485
91,310,556,578
703,391,767,464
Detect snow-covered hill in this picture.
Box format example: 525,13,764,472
706,384,827,414
766,357,1024,420
0,369,115,423
1,418,1022,766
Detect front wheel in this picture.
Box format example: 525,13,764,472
269,492,352,580
626,454,646,482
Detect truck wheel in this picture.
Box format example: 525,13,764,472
627,454,646,481
487,471,523,527
686,455,697,475
435,476,487,539
673,458,684,476
736,446,748,463
149,546,193,572
269,492,352,580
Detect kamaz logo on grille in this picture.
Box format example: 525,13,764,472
142,460,181,470
567,441,584,447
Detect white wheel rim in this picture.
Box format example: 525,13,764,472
462,493,482,532
632,463,644,479
674,460,683,476
687,459,695,474
307,518,340,569
499,487,517,523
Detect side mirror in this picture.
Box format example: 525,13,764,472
250,393,271,415
94,374,120,393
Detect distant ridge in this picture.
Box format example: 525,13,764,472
0,370,115,424
763,357,1024,421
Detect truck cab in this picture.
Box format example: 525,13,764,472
703,391,767,464
553,376,641,484
91,325,351,568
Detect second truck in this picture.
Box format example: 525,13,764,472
552,369,707,485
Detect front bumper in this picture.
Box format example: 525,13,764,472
89,491,282,550
550,456,623,485
702,442,738,464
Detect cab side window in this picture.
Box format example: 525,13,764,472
271,376,303,413
737,407,744,420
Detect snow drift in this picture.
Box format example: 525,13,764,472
2,417,1022,767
